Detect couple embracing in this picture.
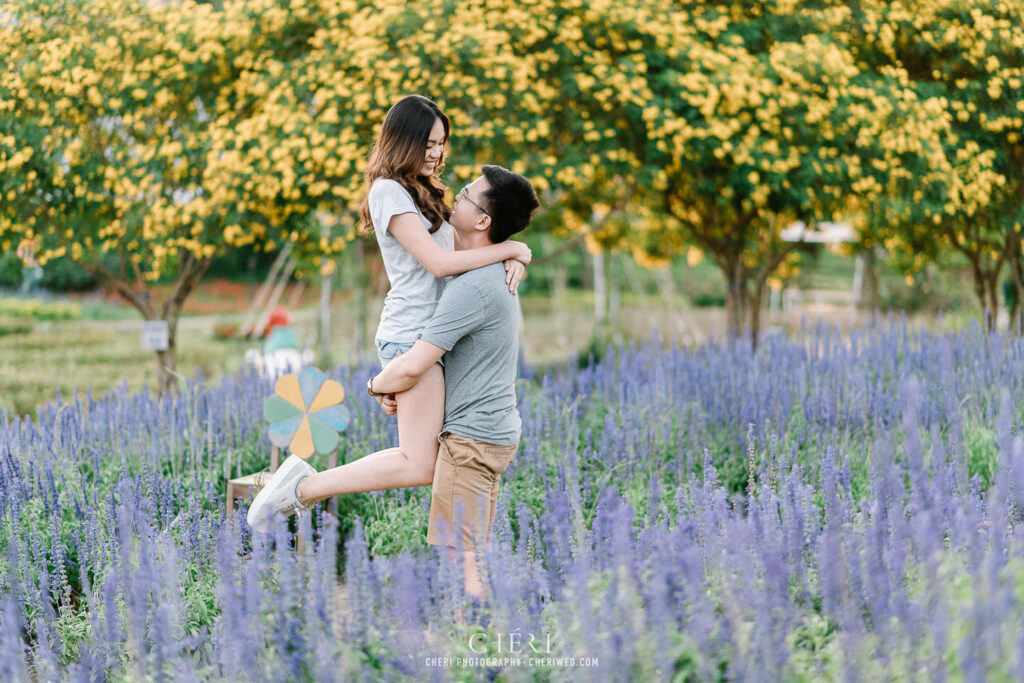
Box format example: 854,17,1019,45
247,95,540,601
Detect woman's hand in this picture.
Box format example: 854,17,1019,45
504,259,528,295
508,241,532,265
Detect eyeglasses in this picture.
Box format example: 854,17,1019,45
456,187,489,217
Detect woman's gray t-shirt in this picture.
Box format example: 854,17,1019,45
368,178,454,344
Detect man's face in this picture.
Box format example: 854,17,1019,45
451,176,491,235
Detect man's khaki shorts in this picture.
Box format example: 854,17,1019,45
427,432,519,550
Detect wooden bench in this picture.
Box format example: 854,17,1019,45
226,446,338,515
226,446,279,514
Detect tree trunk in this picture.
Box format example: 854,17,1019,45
1007,233,1024,333
154,330,178,394
156,253,212,393
592,248,608,339
968,261,991,330
861,248,880,312
552,252,568,304
655,265,676,303
974,270,1002,333
580,241,594,292
949,224,1008,333
986,274,1000,332
723,258,748,343
748,281,765,350
608,250,620,323
969,265,1004,333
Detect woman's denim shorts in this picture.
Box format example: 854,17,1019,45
375,339,414,369
375,338,444,369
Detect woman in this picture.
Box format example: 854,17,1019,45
247,95,530,528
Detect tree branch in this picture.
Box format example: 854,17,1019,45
162,251,211,324
533,234,585,265
90,262,155,319
131,254,146,293
754,241,801,289
944,224,977,265
161,250,196,321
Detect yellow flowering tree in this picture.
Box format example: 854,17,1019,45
536,3,854,342
538,1,967,343
0,0,335,390
848,0,1024,329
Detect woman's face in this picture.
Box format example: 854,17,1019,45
420,117,445,177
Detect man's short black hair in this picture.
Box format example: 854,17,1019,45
480,165,540,243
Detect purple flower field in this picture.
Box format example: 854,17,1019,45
3,319,1024,681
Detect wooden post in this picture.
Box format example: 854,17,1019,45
296,448,338,556
593,248,607,337
326,448,338,515
353,238,369,355
319,216,333,368
240,243,294,337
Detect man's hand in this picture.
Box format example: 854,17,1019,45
374,392,398,416
504,258,528,295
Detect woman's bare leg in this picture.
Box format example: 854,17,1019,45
297,363,444,502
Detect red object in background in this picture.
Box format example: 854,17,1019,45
263,306,293,338
213,323,237,340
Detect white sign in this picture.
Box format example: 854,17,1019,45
780,221,857,244
141,321,169,351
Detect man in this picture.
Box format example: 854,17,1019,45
368,165,538,598
248,165,539,600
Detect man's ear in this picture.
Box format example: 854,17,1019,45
475,214,491,233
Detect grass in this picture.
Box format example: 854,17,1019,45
1,290,715,418
0,246,997,420
0,324,252,417
0,292,993,420
78,298,145,321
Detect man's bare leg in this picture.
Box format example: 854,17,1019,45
297,363,445,502
462,548,484,600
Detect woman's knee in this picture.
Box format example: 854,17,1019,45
395,447,436,485
415,451,438,485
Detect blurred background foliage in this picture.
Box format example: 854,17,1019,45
1,0,1022,411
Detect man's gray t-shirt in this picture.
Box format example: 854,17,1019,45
418,262,521,446
368,178,454,344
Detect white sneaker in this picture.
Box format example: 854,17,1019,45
246,454,316,532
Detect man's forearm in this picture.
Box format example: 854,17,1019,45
372,353,425,395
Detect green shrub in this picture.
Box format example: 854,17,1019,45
0,251,22,288
0,317,33,336
0,297,82,321
0,253,98,293
690,287,727,308
38,256,97,292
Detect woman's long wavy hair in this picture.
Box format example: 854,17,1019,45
358,95,451,234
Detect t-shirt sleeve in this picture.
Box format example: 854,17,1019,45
369,179,418,235
418,278,490,351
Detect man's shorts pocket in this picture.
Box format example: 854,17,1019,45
483,443,518,475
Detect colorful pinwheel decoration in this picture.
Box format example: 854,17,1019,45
263,367,350,459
